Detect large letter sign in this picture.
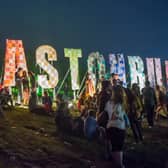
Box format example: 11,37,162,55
128,56,145,89
36,45,58,88
64,48,82,90
165,61,168,87
3,39,28,86
109,53,126,86
87,52,106,88
154,58,162,86
146,58,163,87
146,58,156,87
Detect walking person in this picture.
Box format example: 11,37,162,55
97,80,112,126
104,85,129,168
142,81,156,128
130,83,143,143
96,80,111,160
155,85,167,120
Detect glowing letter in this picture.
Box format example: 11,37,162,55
146,58,163,87
64,48,82,90
146,58,156,87
36,45,58,88
154,58,162,86
128,56,145,89
109,53,126,86
165,61,168,87
87,52,106,88
3,39,28,86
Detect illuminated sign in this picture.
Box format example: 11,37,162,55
154,58,162,86
2,39,168,92
146,58,155,87
36,45,58,88
165,61,168,87
128,56,145,89
64,48,82,90
87,52,106,88
146,58,163,87
109,53,126,86
3,39,28,86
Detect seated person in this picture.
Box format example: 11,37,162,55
29,90,38,112
42,91,53,113
0,87,13,107
29,90,47,114
55,95,73,134
56,94,64,109
84,110,98,140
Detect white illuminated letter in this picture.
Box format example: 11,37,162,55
64,48,82,90
146,58,155,87
36,45,58,88
165,61,168,87
154,58,162,86
146,58,163,87
109,53,127,86
87,52,106,88
128,56,145,89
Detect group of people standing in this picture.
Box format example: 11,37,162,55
1,66,167,167
15,67,56,114
77,74,168,168
1,67,167,167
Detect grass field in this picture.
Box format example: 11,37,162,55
0,107,168,168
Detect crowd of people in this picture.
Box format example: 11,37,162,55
55,73,168,168
0,67,54,116
0,68,168,167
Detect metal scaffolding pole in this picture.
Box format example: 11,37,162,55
77,71,87,98
56,68,70,96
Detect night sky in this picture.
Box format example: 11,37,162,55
0,0,168,59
